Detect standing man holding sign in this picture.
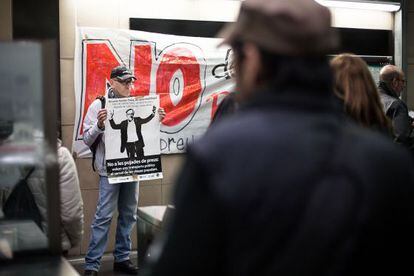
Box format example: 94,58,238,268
83,66,164,275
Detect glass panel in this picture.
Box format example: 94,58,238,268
0,42,51,259
0,42,45,164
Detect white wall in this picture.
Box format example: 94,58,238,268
331,7,393,30
0,0,12,40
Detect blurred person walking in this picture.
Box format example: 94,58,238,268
330,53,392,135
142,1,414,276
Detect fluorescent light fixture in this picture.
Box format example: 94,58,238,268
315,1,400,12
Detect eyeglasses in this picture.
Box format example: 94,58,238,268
116,79,134,86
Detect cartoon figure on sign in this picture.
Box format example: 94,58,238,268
109,106,156,158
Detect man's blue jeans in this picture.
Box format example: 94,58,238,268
85,176,139,272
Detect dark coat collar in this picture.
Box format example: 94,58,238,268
378,81,398,98
241,86,340,115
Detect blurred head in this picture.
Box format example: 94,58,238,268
379,65,405,97
331,54,391,130
109,66,136,98
126,108,135,121
218,0,338,101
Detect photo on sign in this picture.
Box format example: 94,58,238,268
105,98,160,160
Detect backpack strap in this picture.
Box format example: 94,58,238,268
23,167,36,181
91,96,106,171
96,95,106,108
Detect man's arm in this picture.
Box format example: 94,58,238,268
109,120,122,130
138,106,156,124
389,101,413,145
83,100,106,147
108,109,126,130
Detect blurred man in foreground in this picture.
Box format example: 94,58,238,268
142,1,414,275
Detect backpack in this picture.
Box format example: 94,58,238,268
90,96,106,171
3,168,43,231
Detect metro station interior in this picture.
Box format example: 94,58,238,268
1,0,414,275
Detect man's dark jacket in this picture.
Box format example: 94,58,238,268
109,113,154,153
143,83,414,276
378,81,413,146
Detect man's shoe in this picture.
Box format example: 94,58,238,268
83,270,98,276
113,260,138,275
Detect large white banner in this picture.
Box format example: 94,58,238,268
73,27,235,157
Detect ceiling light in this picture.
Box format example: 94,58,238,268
315,1,400,12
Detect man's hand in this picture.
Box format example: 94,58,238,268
97,109,107,130
158,108,166,122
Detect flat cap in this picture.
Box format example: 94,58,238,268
219,0,338,56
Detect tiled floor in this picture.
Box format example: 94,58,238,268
68,251,139,276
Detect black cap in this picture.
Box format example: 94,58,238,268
110,65,136,81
